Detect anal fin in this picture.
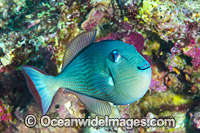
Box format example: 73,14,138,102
64,90,111,116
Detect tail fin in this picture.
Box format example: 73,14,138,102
22,66,59,115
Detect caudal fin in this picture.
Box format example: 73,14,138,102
22,66,59,115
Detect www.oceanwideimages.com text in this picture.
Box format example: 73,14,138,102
24,115,176,129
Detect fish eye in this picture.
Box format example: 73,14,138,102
108,50,121,63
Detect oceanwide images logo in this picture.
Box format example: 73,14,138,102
24,115,176,129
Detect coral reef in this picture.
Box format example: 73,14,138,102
0,0,199,132
0,99,13,131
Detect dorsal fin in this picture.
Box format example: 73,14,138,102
61,30,97,71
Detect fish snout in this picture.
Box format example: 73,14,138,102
137,63,150,70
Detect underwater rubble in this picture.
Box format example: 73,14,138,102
0,0,199,132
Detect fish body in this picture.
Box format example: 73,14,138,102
22,30,151,116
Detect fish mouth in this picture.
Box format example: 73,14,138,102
137,64,150,70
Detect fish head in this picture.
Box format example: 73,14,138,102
106,41,151,104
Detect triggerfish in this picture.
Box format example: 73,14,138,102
22,30,151,116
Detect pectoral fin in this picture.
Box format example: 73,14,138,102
64,90,111,116
92,71,115,95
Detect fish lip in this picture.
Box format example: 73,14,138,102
137,65,150,70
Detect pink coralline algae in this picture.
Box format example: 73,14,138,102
97,22,145,52
118,105,130,118
0,101,12,124
184,46,200,68
123,31,145,53
150,79,167,92
123,31,153,65
81,4,113,30
170,45,181,57
149,65,168,92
